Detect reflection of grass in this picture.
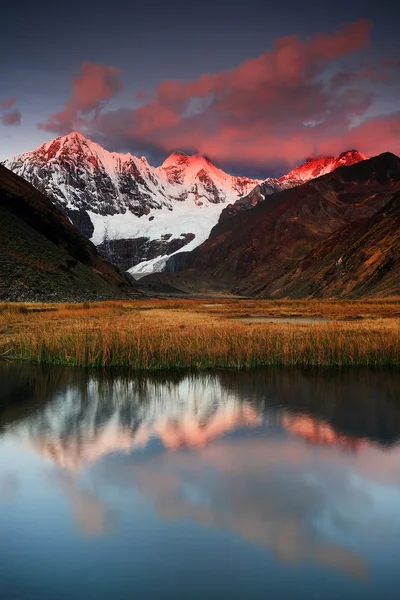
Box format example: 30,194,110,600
1,299,399,368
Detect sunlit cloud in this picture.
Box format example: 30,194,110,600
38,19,400,168
39,62,123,135
0,98,21,127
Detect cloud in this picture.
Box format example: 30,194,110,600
1,110,21,127
93,435,370,580
317,111,400,158
39,61,123,134
95,18,389,167
0,97,16,110
38,19,400,170
0,98,21,127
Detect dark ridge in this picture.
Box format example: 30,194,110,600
0,164,140,302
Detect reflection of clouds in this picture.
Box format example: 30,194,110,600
92,437,371,580
49,472,115,536
283,414,367,451
0,472,19,505
4,368,400,581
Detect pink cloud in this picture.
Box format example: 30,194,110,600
39,62,123,134
317,112,400,158
40,19,400,168
0,97,16,111
1,110,21,127
308,18,372,62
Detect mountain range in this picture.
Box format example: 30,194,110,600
148,152,400,298
4,132,400,300
3,134,366,278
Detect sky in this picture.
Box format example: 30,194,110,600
1,0,400,177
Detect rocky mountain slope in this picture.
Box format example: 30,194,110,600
276,190,400,298
218,150,367,223
0,164,137,301
149,153,400,298
4,133,260,275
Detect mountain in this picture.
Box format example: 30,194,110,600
0,164,137,301
4,133,260,276
4,368,262,470
217,150,367,224
149,152,400,298
279,150,367,184
276,190,400,298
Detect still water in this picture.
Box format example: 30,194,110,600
1,364,400,600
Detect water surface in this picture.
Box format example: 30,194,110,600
1,364,400,600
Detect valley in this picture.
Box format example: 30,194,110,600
3,8,400,600
1,128,400,369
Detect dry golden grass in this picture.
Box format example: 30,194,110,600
1,299,399,368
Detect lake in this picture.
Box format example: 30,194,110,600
1,363,400,600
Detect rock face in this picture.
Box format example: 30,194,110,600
3,133,260,275
0,164,137,302
278,189,400,299
155,153,400,299
97,233,196,272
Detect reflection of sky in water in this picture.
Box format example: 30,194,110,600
1,366,400,600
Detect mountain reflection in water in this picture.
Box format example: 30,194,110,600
1,364,400,600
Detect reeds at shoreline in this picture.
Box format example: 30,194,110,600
1,299,399,369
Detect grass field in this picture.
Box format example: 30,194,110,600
1,298,399,369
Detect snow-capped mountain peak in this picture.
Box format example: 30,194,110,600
3,133,261,275
280,150,367,184
40,131,101,160
157,150,258,201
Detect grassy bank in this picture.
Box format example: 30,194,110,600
1,299,399,368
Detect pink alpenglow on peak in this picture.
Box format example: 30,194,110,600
280,150,367,184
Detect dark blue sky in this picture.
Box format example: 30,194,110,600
1,0,399,176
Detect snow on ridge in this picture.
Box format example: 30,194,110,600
5,132,260,210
